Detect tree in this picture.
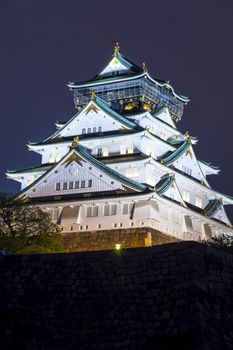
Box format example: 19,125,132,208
0,202,64,254
202,234,233,254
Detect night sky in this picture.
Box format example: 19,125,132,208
0,0,233,219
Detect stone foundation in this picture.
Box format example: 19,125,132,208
1,242,233,349
61,227,179,252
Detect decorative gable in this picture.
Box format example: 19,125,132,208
16,146,147,201
100,56,129,75
154,107,176,128
155,173,186,206
49,97,137,140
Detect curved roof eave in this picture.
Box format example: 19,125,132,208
68,72,190,103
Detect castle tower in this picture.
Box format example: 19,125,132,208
6,43,233,249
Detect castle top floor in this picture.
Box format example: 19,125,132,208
68,43,189,123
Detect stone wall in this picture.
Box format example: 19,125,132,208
1,241,233,349
61,227,179,252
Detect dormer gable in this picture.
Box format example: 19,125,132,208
99,43,142,77
45,96,139,141
153,107,177,128
13,145,148,202
155,173,186,207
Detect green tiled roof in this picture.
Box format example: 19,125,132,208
155,174,175,195
31,129,141,147
158,140,191,166
7,163,53,174
203,199,222,218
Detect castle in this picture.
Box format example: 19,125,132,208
7,43,233,248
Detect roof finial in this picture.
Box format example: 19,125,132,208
71,136,79,148
143,62,148,73
90,89,96,100
184,131,190,140
114,42,120,57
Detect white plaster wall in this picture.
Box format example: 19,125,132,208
40,194,233,240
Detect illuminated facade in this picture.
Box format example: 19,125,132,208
7,43,233,242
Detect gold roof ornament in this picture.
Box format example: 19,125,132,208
142,102,152,112
90,89,97,100
140,95,145,102
71,136,79,148
184,131,190,139
143,62,148,73
114,42,120,57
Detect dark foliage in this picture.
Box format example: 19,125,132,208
0,202,64,254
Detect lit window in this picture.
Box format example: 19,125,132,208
103,148,109,157
126,167,140,178
149,127,154,134
195,196,202,208
127,144,134,154
55,153,62,162
49,154,55,163
81,180,85,188
55,183,61,191
120,145,126,155
63,182,67,190
183,190,190,202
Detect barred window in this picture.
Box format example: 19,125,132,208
55,183,61,191
97,148,102,156
104,205,109,216
122,202,134,214
104,204,116,216
86,206,98,217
